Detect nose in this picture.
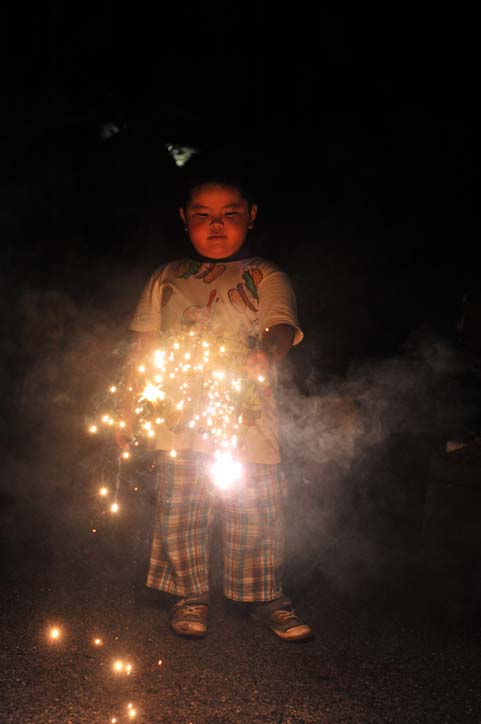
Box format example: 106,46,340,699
209,216,224,228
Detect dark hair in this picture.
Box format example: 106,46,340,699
177,146,259,209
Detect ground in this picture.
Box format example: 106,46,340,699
1,447,480,724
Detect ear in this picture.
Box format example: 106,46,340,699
179,207,187,226
248,204,258,229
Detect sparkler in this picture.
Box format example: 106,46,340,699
88,327,269,490
210,452,243,491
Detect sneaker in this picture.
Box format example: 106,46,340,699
250,594,313,641
169,592,209,638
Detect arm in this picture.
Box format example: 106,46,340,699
261,323,296,364
245,323,296,380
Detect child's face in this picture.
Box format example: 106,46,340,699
179,183,257,259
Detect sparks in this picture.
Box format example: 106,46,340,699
89,328,270,491
110,502,119,513
93,637,103,646
154,350,165,367
99,486,109,497
139,381,165,404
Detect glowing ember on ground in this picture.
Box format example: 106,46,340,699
113,659,133,675
110,502,119,513
48,626,61,641
99,486,109,496
93,637,103,646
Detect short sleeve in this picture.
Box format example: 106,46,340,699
258,268,303,345
128,266,166,333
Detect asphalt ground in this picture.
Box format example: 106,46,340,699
1,450,480,724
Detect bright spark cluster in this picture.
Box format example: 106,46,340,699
88,328,268,489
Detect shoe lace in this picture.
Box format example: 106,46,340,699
182,604,206,617
275,608,301,625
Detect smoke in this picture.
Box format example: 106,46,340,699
279,327,473,592
0,264,150,552
1,258,477,596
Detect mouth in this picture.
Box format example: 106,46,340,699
208,235,227,240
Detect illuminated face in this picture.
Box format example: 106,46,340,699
179,183,257,259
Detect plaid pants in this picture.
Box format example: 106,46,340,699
146,450,287,601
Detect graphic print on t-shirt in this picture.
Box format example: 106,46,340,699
174,259,227,283
171,261,265,329
227,267,263,315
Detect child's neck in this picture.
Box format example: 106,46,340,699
190,243,253,263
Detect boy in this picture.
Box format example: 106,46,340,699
119,155,312,642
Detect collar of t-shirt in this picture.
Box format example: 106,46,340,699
189,244,253,264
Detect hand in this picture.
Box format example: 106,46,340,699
245,349,271,381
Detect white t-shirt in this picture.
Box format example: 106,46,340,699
129,256,303,464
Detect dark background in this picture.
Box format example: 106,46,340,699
3,5,479,334
2,3,480,541
1,7,481,723
2,4,480,514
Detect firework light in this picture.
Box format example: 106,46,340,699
210,452,243,490
88,327,269,489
